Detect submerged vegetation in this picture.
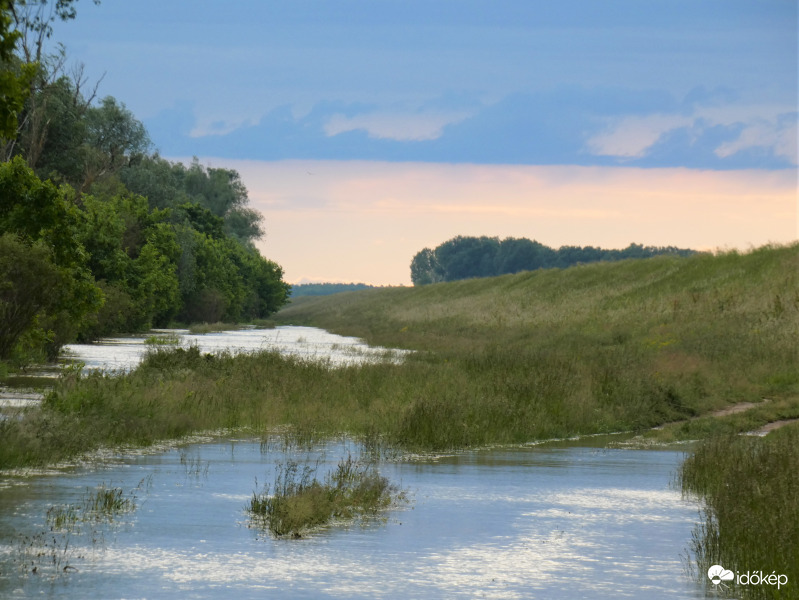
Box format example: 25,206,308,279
248,456,399,538
15,478,148,577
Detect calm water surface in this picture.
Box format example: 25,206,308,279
0,328,708,598
61,325,408,373
0,440,708,599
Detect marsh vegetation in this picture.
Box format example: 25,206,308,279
248,455,400,538
2,244,796,469
13,479,148,577
1,245,796,598
679,426,799,599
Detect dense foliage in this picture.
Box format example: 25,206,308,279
0,1,289,361
410,235,697,285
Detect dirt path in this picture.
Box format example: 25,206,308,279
683,399,798,436
746,418,799,436
707,400,766,418
651,399,770,431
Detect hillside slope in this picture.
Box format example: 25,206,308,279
275,244,799,443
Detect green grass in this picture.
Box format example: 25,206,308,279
1,244,796,468
248,455,399,538
679,424,799,599
143,333,181,345
273,244,799,445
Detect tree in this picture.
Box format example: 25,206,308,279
496,237,553,274
0,0,36,139
183,159,264,244
118,155,264,246
411,235,698,284
0,156,101,357
81,96,149,190
1,0,99,145
410,248,440,286
0,233,64,358
434,235,500,281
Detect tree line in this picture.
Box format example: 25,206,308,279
0,1,289,362
410,235,698,285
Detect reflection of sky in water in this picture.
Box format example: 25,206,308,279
60,325,409,373
0,326,407,412
0,443,707,599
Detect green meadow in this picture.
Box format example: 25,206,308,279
2,243,797,596
2,243,797,467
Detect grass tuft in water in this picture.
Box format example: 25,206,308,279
187,322,246,334
144,333,181,346
248,455,400,538
16,478,150,578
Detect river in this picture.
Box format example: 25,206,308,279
0,327,708,598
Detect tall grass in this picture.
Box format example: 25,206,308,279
275,244,799,443
248,455,399,538
0,244,796,469
679,425,799,599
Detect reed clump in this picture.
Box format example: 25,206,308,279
47,483,137,532
143,333,181,346
187,322,244,334
679,424,799,599
184,320,275,334
248,456,398,538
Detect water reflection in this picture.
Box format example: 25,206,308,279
0,441,707,599
62,325,408,373
0,326,407,414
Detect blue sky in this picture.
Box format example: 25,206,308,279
51,0,798,284
56,0,797,169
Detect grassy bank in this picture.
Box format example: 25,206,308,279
1,244,796,468
679,424,799,599
275,244,799,442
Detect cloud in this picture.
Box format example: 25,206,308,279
147,88,797,169
190,117,257,138
586,114,693,158
584,98,798,167
715,115,798,164
323,110,472,142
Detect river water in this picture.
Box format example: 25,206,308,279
0,327,708,599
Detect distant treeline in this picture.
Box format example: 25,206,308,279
410,236,698,285
291,283,376,297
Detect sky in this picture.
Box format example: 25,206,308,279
52,0,797,285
